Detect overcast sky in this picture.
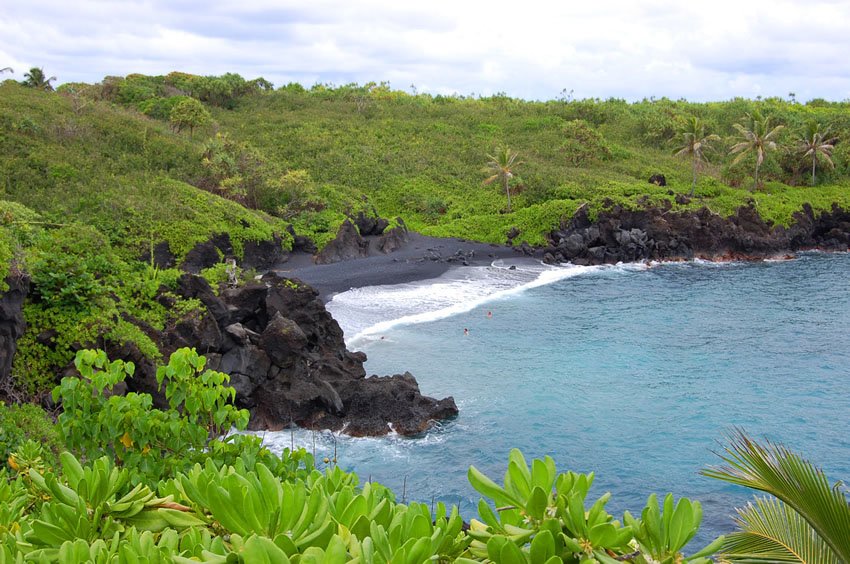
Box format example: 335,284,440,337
2,0,848,102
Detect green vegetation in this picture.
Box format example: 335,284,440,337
703,431,850,562
673,117,721,196
729,111,785,191
483,147,522,212
0,354,845,563
21,68,56,92
170,97,211,137
796,121,837,186
2,73,850,560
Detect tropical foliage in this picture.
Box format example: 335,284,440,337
169,97,212,137
2,78,850,562
729,111,785,191
703,431,850,563
796,121,837,186
0,365,726,563
673,117,721,195
21,67,56,91
483,147,522,212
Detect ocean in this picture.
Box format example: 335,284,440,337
258,252,850,547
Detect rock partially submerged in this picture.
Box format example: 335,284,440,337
124,273,458,437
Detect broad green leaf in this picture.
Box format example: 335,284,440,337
530,530,555,562
526,486,549,521
468,466,521,507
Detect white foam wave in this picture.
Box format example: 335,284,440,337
329,260,611,346
246,424,451,459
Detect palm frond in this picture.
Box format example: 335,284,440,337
702,430,850,562
722,496,840,563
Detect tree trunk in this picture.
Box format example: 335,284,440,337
753,162,760,192
812,155,817,187
690,156,697,196
504,176,512,212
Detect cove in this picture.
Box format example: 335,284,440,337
261,252,850,545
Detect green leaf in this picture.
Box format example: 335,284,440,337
530,530,555,562
477,499,504,532
323,534,348,564
703,430,850,562
686,535,724,561
531,458,554,491
499,538,526,564
468,465,521,507
526,486,549,521
486,535,509,562
668,497,694,552
588,523,618,549
240,535,290,563
59,452,84,488
722,497,838,563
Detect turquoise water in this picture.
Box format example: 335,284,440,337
262,252,850,546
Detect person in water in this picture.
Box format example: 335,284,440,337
464,328,469,336
487,311,492,318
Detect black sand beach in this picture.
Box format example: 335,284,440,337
274,233,535,301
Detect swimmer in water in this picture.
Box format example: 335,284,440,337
464,328,469,336
487,311,492,318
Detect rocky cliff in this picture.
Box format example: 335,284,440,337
117,273,458,437
0,271,28,398
543,202,850,265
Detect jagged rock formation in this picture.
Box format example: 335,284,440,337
315,216,411,263
0,271,28,397
543,203,850,265
375,218,409,254
176,233,290,274
314,220,370,265
121,273,457,437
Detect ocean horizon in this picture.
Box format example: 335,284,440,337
257,251,850,547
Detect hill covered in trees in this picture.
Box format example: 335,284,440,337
1,70,850,562
2,70,850,399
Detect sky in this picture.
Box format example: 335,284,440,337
2,0,849,102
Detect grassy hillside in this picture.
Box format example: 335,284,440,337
3,74,850,397
0,82,289,262
203,84,850,245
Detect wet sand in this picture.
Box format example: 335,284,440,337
273,233,536,302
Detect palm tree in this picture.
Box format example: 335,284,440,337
702,430,850,562
483,146,521,212
797,121,837,186
22,67,56,91
673,117,721,196
0,67,12,74
729,111,784,191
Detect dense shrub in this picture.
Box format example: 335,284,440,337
0,402,61,470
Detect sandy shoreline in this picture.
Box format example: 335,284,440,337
272,233,537,302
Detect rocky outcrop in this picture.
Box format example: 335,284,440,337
543,202,850,265
126,273,457,436
354,211,390,236
286,225,318,254
0,271,29,396
376,218,409,254
314,220,370,264
180,233,289,273
648,174,667,187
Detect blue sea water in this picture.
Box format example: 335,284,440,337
260,252,850,547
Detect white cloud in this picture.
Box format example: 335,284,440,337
1,0,849,101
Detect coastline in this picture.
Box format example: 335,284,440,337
273,232,534,302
